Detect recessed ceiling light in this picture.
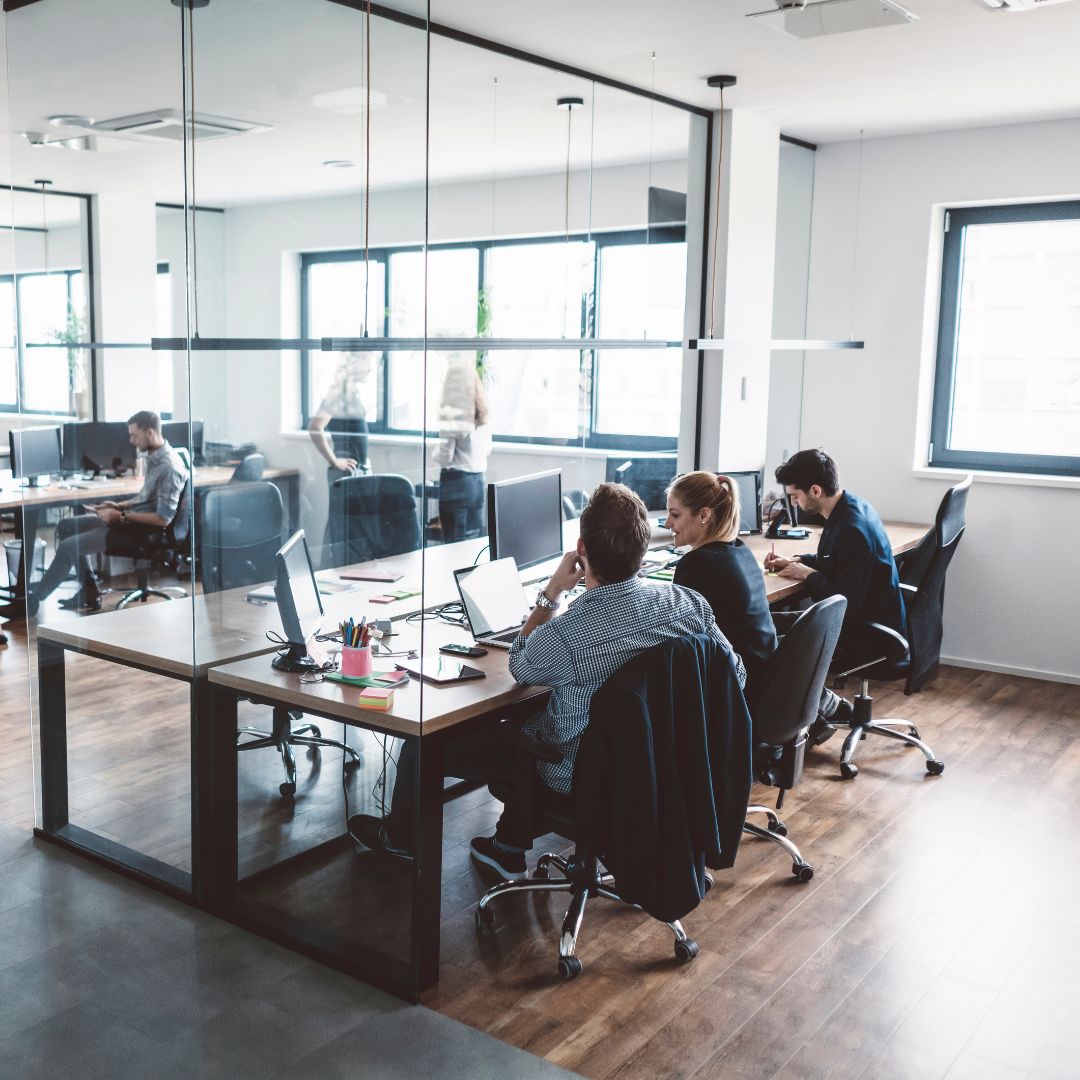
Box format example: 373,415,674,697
322,159,356,168
48,115,94,127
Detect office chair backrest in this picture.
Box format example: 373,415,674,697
904,474,971,694
230,453,265,483
750,595,847,749
198,481,284,594
561,488,589,521
330,473,421,565
170,447,194,548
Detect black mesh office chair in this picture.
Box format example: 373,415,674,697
230,453,265,483
475,635,751,980
896,475,972,695
745,594,847,882
199,481,360,797
329,473,421,565
561,489,589,520
112,455,192,610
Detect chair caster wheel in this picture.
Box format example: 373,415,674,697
344,756,361,770
840,762,859,779
474,906,495,932
793,863,814,882
926,759,945,776
279,781,296,798
532,866,550,880
768,821,788,837
558,955,582,980
309,725,321,738
703,872,714,893
674,939,699,964
909,727,920,739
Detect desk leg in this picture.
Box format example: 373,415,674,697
37,639,69,831
411,733,444,995
195,684,238,908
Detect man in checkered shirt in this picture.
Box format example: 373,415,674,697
350,482,745,881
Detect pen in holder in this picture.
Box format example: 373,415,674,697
340,644,373,678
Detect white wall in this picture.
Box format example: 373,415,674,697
803,118,1080,683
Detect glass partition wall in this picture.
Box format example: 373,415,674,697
5,0,707,999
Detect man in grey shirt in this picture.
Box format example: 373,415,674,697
29,410,186,614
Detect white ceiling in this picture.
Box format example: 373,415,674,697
2,0,1080,209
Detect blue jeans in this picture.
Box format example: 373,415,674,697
439,469,485,543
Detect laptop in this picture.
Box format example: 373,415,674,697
453,557,531,650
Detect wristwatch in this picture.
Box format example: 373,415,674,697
534,589,560,611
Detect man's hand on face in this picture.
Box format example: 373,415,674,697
546,550,585,596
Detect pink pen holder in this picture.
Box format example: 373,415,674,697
340,645,373,678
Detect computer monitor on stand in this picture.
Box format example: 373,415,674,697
62,421,136,476
604,455,678,512
718,470,763,534
9,426,62,487
162,420,204,464
272,530,325,672
487,469,564,572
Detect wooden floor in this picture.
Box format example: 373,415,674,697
3,599,1080,1079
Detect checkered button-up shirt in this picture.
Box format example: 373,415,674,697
509,576,746,795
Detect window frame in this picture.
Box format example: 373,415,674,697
300,225,686,451
0,266,84,416
931,200,1080,477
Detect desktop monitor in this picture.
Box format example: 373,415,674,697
487,469,564,572
272,530,324,671
162,419,204,462
9,425,62,487
62,421,136,476
719,470,763,535
604,455,678,512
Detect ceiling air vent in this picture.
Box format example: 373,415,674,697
747,0,918,38
89,109,271,142
989,0,1080,9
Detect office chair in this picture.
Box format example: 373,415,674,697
475,634,751,980
230,453,265,483
896,475,972,695
329,473,421,565
745,594,847,882
197,482,359,796
561,488,589,520
112,454,192,610
198,481,283,594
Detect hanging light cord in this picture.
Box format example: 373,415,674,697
708,83,726,339
849,128,864,342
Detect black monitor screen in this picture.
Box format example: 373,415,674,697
604,455,678,512
10,426,61,483
487,470,563,571
162,420,204,460
63,421,136,475
274,530,323,648
719,470,763,535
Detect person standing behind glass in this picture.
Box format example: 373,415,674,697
308,351,374,483
433,363,491,542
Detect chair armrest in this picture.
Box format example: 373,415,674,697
495,723,563,764
833,620,910,679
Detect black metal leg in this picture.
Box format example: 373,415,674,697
198,684,239,907
38,638,69,831
411,733,444,994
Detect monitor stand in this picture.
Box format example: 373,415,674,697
272,643,322,673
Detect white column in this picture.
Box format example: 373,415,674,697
696,110,780,473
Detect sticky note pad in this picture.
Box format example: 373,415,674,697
358,686,395,710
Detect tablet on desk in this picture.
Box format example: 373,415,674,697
396,657,486,685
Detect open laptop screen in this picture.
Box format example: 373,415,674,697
454,558,530,637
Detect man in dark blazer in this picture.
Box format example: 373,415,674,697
764,448,906,746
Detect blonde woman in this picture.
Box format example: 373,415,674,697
666,471,777,691
433,362,492,542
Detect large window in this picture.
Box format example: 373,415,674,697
300,228,686,449
932,202,1080,476
0,268,86,415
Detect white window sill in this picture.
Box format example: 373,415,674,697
913,466,1080,491
280,429,650,459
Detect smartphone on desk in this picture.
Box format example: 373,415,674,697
439,643,488,658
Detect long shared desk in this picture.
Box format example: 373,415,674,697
0,465,300,619
33,520,928,1000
